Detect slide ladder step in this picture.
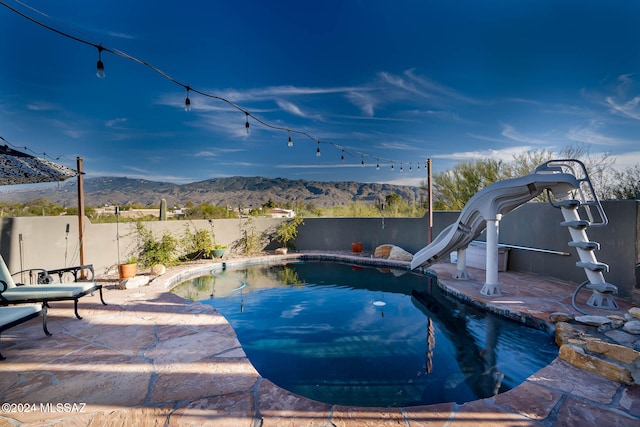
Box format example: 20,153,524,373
561,220,590,229
568,241,600,251
556,199,581,209
576,261,609,273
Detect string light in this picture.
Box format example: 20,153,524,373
0,136,65,161
184,87,191,112
341,149,345,164
96,46,105,79
361,155,365,167
400,162,404,173
409,162,412,172
0,1,434,173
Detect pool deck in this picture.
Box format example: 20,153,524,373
1,253,640,426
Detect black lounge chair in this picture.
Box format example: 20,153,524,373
0,256,107,319
0,303,51,360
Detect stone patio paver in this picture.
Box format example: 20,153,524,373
0,254,639,426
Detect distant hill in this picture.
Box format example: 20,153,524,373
0,176,425,208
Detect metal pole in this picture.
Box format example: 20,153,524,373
427,158,433,243
76,157,86,273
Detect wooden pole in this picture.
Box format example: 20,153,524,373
427,158,433,243
76,157,86,270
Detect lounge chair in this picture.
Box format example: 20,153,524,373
0,256,107,319
0,303,51,360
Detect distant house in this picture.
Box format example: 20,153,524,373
266,208,296,218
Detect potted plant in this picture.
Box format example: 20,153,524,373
275,216,304,254
119,255,138,279
211,244,227,259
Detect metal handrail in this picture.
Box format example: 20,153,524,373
536,159,608,226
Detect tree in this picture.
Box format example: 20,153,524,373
607,164,640,199
430,159,506,210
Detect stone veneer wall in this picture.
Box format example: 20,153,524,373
553,308,640,385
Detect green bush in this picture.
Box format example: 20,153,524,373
275,216,304,249
134,222,179,267
180,226,215,260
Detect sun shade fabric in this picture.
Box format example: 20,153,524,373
0,145,77,185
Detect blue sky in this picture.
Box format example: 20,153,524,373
1,0,639,187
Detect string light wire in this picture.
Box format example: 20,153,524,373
0,0,430,171
0,135,65,161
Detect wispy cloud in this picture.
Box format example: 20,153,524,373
106,31,136,40
605,96,640,120
603,73,640,120
376,141,415,151
345,91,377,116
566,123,622,146
612,150,640,169
433,146,534,162
105,117,127,129
500,123,547,145
403,69,481,105
26,101,59,111
194,147,246,157
218,85,361,103
379,71,430,98
275,99,323,120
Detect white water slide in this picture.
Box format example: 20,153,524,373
410,167,580,271
411,159,617,307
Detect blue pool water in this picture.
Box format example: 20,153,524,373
172,260,558,407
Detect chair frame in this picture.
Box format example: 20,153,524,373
1,264,107,319
0,291,51,360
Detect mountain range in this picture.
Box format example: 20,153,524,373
0,176,426,208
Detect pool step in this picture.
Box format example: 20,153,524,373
576,261,609,273
568,241,600,251
555,199,581,209
561,220,590,229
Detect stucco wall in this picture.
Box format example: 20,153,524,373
498,200,639,298
1,200,637,299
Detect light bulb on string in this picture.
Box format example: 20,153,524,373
184,87,191,112
376,159,380,170
391,163,395,171
400,162,404,173
341,149,345,164
287,131,293,147
361,155,365,167
245,113,250,135
96,46,105,78
409,162,413,172
316,141,321,157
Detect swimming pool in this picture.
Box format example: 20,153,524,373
172,260,558,407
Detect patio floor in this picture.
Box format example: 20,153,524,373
1,254,640,426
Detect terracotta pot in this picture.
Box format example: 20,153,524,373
351,242,363,253
118,263,137,279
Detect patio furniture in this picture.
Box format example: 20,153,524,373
0,303,51,360
0,256,107,319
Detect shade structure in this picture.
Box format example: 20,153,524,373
0,144,77,185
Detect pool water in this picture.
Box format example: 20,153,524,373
172,261,558,407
